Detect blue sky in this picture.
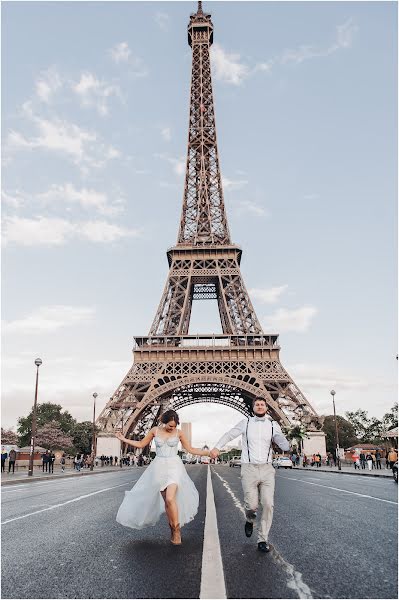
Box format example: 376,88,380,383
2,1,397,446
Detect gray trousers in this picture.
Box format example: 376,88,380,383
241,463,275,543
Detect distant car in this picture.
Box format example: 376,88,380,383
201,456,210,464
273,456,293,469
229,456,241,467
393,461,398,484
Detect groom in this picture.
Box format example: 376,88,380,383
210,398,290,552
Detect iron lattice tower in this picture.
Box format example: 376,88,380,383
97,3,323,444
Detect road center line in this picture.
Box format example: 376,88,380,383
1,481,131,525
212,469,313,599
277,475,398,505
200,466,227,599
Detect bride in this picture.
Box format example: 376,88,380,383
115,409,210,545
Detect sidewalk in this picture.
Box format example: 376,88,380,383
292,464,394,479
1,465,138,486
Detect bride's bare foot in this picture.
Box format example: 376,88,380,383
171,524,181,545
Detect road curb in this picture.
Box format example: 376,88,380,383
1,467,137,487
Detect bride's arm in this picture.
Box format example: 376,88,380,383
115,428,156,449
179,431,210,457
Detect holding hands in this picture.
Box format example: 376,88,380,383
116,432,125,442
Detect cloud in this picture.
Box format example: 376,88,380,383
262,306,318,333
4,305,96,334
249,285,288,304
222,176,248,190
2,216,140,246
154,11,170,31
35,67,63,103
109,42,131,63
109,42,148,77
6,105,120,171
155,153,185,177
234,200,268,217
1,190,24,209
72,72,122,116
161,127,172,142
211,43,250,85
279,19,358,66
210,19,358,86
36,183,125,217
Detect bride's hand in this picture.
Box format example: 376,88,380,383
115,432,125,441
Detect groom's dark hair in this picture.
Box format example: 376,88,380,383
252,397,267,408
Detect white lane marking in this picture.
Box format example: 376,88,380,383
277,475,398,505
212,469,313,599
200,466,227,599
1,481,130,525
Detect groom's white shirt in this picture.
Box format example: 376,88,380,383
215,417,290,464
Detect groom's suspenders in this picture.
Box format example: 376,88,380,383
246,419,274,463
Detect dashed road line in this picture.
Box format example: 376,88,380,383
212,469,313,599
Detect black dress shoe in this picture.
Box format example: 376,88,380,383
244,521,253,537
257,542,270,552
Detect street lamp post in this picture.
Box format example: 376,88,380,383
28,358,42,477
331,390,341,471
119,412,124,468
90,392,98,471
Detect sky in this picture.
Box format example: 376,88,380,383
2,0,397,448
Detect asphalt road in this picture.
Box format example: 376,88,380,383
1,466,397,599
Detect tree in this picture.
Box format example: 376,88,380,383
35,421,74,451
1,428,19,446
344,409,370,441
71,421,96,455
284,424,309,452
17,403,77,447
322,415,359,453
382,403,398,432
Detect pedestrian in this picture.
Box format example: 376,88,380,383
302,454,307,467
110,456,113,466
360,452,366,470
48,451,55,473
316,453,322,467
1,447,8,473
60,454,66,472
352,451,360,469
365,453,373,471
75,455,81,472
42,451,49,472
295,454,300,467
375,450,382,469
8,448,17,473
114,456,118,466
115,409,209,545
291,451,297,467
388,448,398,470
371,453,376,469
210,397,290,553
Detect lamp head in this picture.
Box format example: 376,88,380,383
93,392,98,399
330,390,336,396
35,358,42,367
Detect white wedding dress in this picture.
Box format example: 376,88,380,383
116,433,199,530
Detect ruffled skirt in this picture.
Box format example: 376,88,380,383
116,456,199,530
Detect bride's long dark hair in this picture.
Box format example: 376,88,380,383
161,409,180,425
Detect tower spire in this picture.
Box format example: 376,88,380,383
178,4,229,245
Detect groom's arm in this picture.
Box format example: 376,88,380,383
212,419,246,454
272,421,290,452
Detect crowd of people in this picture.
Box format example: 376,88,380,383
286,448,398,470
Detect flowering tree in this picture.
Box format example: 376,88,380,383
35,421,74,451
1,428,19,446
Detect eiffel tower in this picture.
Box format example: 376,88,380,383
97,2,325,453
